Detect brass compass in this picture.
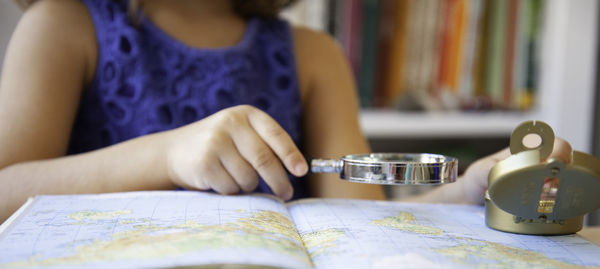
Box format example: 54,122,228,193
485,120,600,235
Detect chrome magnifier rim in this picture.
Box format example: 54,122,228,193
310,153,458,185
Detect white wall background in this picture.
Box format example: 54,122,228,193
538,0,599,153
0,1,22,74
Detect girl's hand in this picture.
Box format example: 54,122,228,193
459,138,573,204
164,105,308,200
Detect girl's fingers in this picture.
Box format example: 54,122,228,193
195,155,241,195
549,137,573,163
218,138,259,193
247,108,307,177
231,126,293,200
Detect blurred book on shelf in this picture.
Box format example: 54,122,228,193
281,0,544,112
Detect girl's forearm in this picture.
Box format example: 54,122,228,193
398,178,470,204
0,132,175,222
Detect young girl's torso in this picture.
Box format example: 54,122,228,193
70,0,311,198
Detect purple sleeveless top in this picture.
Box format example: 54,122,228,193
70,0,308,199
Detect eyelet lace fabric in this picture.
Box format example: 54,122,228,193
70,0,307,198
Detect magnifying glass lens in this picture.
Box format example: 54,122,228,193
310,153,458,185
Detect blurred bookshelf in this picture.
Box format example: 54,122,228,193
283,0,599,206
360,110,529,138
282,0,599,153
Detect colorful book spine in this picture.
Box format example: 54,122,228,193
358,0,380,107
512,0,528,110
458,0,484,103
434,0,452,99
522,0,543,110
381,0,409,107
374,0,397,107
447,0,468,94
401,0,423,101
416,0,441,103
472,0,492,103
485,0,507,107
343,0,363,79
502,0,519,109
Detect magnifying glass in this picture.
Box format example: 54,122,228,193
309,153,458,185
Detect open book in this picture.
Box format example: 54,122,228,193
1,191,599,268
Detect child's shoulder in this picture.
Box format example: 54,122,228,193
291,26,341,58
290,26,349,95
19,0,96,55
18,0,97,84
22,0,93,26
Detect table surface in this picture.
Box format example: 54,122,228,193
578,226,600,245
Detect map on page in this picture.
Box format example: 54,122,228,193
0,192,312,269
0,191,599,269
287,198,600,268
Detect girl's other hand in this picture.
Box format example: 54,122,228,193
459,138,572,204
163,105,308,200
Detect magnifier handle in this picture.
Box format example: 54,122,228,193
307,158,344,174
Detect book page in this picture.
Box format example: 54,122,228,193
0,191,312,269
287,198,600,269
